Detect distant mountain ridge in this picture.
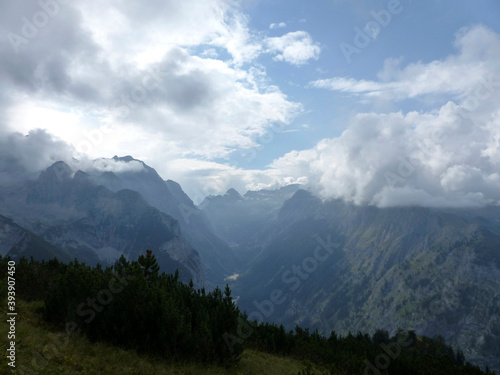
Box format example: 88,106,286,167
200,184,301,251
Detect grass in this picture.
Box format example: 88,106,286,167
0,299,327,374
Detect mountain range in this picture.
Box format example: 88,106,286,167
201,186,500,372
1,156,499,371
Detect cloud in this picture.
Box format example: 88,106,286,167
75,0,262,66
155,157,308,204
265,31,321,66
0,129,77,186
311,25,500,101
100,47,303,159
257,25,500,208
90,158,146,174
0,0,314,198
266,102,500,207
2,2,498,210
0,0,302,163
0,1,106,105
270,22,287,30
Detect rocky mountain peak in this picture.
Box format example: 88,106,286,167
112,155,136,163
225,188,243,201
42,161,74,184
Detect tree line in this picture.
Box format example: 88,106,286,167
0,252,496,374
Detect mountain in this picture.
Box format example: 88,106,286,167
0,214,71,262
199,184,301,253
0,161,204,287
87,156,238,286
203,188,500,372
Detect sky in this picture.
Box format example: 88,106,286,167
1,0,500,207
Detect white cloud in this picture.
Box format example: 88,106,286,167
76,0,261,67
97,48,303,160
270,22,287,30
266,101,500,207
0,0,307,203
90,158,146,174
1,0,303,166
311,77,388,94
311,25,500,100
265,31,321,66
257,25,500,208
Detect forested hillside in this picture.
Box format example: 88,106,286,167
0,253,495,374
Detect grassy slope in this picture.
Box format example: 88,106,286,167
0,299,327,375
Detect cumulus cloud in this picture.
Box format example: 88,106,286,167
267,104,500,207
265,31,321,65
311,25,500,101
0,1,106,96
264,26,500,208
0,0,316,197
75,0,262,66
238,26,500,207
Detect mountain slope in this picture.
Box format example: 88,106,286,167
0,161,204,286
0,214,71,262
213,189,500,372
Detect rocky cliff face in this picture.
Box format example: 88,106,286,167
0,161,205,287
